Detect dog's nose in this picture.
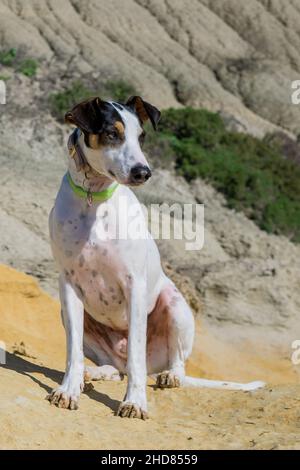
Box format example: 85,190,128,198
130,164,152,184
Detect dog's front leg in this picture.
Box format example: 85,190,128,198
117,278,148,420
47,274,84,410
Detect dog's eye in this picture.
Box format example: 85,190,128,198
106,131,117,141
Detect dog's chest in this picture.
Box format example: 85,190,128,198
53,211,130,329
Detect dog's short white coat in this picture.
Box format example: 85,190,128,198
48,105,264,417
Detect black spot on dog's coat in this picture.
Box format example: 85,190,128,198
75,284,85,298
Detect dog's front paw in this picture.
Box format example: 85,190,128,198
116,401,148,420
46,388,80,410
156,371,180,389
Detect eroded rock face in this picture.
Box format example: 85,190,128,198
0,0,300,352
0,0,300,136
0,65,299,349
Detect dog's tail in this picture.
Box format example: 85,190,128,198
183,376,265,391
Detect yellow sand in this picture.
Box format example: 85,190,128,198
0,264,300,450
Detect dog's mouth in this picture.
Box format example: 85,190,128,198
108,169,150,187
127,181,146,187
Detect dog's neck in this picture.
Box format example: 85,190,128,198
67,132,114,193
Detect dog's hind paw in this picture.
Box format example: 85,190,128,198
84,365,123,382
156,371,180,389
46,389,80,410
116,402,148,420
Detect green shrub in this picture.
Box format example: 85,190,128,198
104,79,136,102
49,79,137,120
159,107,225,148
0,48,16,66
17,58,38,77
146,108,300,242
0,48,38,77
261,196,300,239
143,131,176,169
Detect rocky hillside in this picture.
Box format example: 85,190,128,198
0,0,300,137
1,66,300,355
0,1,300,350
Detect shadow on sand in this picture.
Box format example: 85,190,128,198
0,350,120,413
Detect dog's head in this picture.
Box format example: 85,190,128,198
65,96,161,186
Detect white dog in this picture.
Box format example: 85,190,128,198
48,96,264,419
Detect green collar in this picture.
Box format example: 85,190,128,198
66,172,119,204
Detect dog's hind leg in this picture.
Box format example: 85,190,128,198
151,283,265,391
83,310,126,383
152,283,194,389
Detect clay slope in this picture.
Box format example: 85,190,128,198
1,264,300,450
0,69,300,348
0,0,300,136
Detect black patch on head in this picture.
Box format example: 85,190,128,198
112,102,124,111
65,97,125,148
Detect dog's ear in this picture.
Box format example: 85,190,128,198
65,97,106,134
126,96,161,130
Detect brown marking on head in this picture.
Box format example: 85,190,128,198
89,134,100,149
126,96,161,130
65,97,126,149
88,124,125,149
114,120,125,137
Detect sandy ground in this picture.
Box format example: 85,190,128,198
0,264,300,450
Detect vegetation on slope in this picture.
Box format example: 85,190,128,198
49,80,136,120
0,48,38,77
145,108,300,242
